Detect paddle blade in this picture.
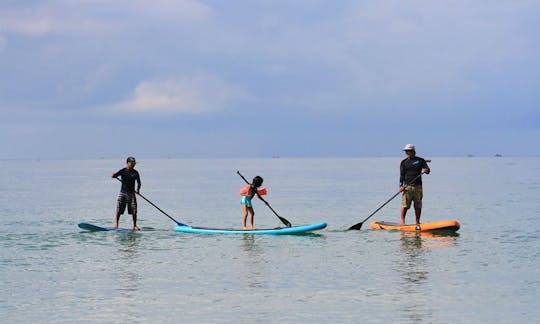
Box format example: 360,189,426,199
261,199,292,227
279,216,292,228
348,222,364,230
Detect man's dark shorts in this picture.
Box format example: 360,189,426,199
116,192,137,215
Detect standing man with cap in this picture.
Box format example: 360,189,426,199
399,144,430,225
112,157,141,230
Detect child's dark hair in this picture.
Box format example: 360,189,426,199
252,176,263,187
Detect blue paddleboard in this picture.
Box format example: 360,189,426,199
78,222,134,232
174,222,327,235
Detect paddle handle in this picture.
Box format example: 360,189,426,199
114,177,187,226
349,172,424,230
237,171,250,185
366,191,401,220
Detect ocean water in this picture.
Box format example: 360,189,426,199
1,157,538,323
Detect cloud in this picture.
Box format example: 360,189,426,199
0,0,211,36
1,1,539,158
98,75,247,115
0,15,55,36
122,0,211,22
0,6,110,36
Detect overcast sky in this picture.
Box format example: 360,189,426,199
1,0,538,159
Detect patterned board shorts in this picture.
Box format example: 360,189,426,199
402,186,423,209
116,192,137,215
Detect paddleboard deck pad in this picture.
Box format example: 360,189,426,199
370,219,460,232
78,222,136,232
174,222,327,235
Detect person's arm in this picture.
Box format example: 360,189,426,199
112,168,123,179
136,172,141,193
421,159,430,174
399,161,405,191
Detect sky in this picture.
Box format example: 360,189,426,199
1,0,539,159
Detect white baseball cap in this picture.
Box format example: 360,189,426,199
403,144,416,151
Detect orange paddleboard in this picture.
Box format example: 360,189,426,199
370,219,460,232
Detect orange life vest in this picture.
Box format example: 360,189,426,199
239,185,267,196
239,185,251,196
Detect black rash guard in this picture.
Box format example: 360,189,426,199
400,156,429,186
113,168,141,193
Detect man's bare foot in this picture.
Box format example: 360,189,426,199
133,226,140,231
114,223,119,229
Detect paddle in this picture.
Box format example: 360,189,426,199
237,170,292,227
115,177,188,227
348,172,423,230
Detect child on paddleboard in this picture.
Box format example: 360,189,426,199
239,176,267,230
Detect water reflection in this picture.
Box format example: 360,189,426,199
114,233,142,296
241,234,257,252
396,232,432,322
239,235,266,288
409,231,460,249
400,232,423,250
116,232,142,253
395,231,460,322
399,232,430,286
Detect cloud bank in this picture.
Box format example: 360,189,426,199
0,1,538,158
99,76,246,115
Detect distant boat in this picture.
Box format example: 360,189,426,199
467,154,475,157
495,154,502,157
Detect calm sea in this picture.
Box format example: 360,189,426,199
1,157,538,323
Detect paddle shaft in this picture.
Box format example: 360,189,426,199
349,172,423,230
237,171,292,227
115,177,187,226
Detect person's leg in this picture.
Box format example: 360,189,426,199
128,193,140,230
413,187,423,225
114,212,121,228
132,212,140,230
400,207,408,225
242,204,249,229
414,207,421,225
401,189,411,225
115,193,127,228
248,207,255,229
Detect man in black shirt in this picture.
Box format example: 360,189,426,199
112,157,142,230
399,144,430,225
